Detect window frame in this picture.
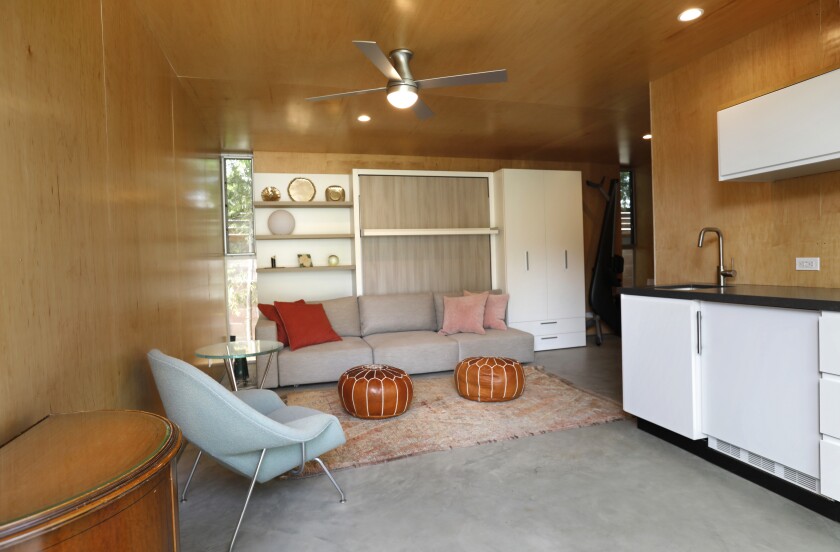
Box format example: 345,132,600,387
221,154,256,257
619,168,636,248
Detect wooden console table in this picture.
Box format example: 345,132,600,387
0,410,182,551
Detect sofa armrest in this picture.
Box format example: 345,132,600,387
255,317,276,341
255,317,281,388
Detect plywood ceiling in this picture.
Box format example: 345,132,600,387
135,0,812,165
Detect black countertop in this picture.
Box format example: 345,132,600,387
620,284,840,312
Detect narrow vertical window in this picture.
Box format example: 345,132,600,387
619,170,635,287
222,155,257,341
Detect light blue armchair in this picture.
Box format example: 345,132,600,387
147,349,346,551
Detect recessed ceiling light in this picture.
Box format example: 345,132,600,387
643,134,652,140
357,114,371,122
678,8,704,22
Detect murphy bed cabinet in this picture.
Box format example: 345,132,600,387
493,169,586,350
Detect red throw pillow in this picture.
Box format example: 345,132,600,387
275,302,342,351
259,300,304,345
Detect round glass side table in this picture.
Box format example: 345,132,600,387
195,340,283,391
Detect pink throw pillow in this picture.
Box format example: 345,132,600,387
439,293,488,336
464,290,509,330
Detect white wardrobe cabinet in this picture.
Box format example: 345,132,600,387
494,169,586,350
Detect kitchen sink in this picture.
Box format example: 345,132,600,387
654,283,728,291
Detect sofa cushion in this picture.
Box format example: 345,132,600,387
433,291,463,331
465,290,509,330
276,337,373,387
363,331,459,374
439,293,488,335
311,296,361,337
359,293,436,336
447,328,535,364
258,300,304,345
275,302,341,351
435,289,505,330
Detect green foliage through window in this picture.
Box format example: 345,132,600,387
223,157,255,255
619,170,635,246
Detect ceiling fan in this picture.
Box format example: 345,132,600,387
305,41,508,120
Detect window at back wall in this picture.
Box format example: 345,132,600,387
222,155,257,341
620,169,635,287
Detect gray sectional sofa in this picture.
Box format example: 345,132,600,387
255,292,535,387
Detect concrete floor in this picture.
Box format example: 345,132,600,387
177,336,840,551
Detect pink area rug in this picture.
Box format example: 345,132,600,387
282,366,628,474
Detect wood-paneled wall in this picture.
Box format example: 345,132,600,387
0,0,225,444
650,0,840,287
359,175,492,294
255,151,619,317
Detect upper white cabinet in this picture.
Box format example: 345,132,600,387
718,67,840,182
494,169,586,350
621,295,703,439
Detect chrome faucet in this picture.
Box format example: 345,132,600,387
697,227,737,286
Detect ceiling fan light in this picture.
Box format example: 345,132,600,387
386,84,418,109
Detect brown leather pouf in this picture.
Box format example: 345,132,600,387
454,356,524,402
338,364,414,419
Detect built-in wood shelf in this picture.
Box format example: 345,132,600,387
254,201,353,208
362,227,500,237
255,234,354,240
256,265,356,273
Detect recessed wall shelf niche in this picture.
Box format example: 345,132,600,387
253,173,356,301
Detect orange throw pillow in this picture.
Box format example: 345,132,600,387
275,302,342,351
258,300,304,345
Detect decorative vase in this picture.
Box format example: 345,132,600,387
325,186,346,202
267,210,295,235
328,255,339,266
260,186,281,201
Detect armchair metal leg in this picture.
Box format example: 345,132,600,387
289,442,306,475
313,457,346,503
229,448,266,552
180,450,202,502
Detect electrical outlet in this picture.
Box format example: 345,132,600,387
796,257,820,271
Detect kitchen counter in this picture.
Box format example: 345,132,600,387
620,284,840,312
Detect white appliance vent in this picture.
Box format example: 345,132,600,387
784,467,819,492
748,451,775,473
715,438,741,458
708,437,820,494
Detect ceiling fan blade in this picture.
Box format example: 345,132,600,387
305,86,387,102
412,98,434,120
353,40,402,81
416,69,508,90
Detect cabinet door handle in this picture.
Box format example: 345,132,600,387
540,321,557,325
541,336,558,340
565,250,569,269
696,311,702,355
526,251,530,271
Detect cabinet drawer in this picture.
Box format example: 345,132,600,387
533,331,586,351
510,318,584,336
819,312,840,376
820,376,840,438
820,439,840,501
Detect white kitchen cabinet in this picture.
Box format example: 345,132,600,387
701,302,820,478
819,312,840,499
820,440,840,501
819,311,840,376
718,67,840,182
621,295,703,439
494,169,586,350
